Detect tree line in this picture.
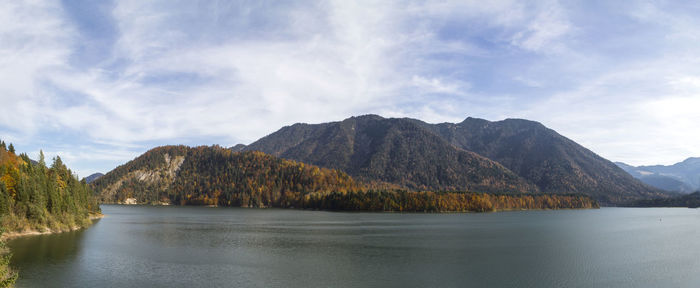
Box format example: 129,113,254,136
630,192,700,208
303,190,598,212
0,140,101,232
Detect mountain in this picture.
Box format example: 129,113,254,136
616,159,700,193
245,115,665,205
244,115,537,194
91,145,597,211
83,173,104,184
418,117,665,204
230,144,247,152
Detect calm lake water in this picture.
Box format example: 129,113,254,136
8,205,700,287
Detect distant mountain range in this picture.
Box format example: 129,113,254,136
84,172,104,184
616,159,700,193
238,115,665,205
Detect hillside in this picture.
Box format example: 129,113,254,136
91,145,597,211
246,115,666,205
616,159,700,193
420,117,666,204
92,145,360,206
244,116,537,194
91,145,190,204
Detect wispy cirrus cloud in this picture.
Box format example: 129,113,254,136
0,0,699,176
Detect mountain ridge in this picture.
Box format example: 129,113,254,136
245,115,538,194
245,115,666,204
616,159,700,193
416,116,664,204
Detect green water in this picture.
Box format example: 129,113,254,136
8,205,700,287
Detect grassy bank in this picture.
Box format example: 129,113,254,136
1,212,103,241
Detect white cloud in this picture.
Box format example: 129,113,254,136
412,75,470,96
516,56,700,166
2,0,575,142
0,1,75,133
2,0,700,175
510,1,571,52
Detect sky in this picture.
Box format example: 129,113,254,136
1,0,700,177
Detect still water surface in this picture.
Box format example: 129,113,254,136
8,205,700,287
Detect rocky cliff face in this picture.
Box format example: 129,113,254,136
91,146,190,204
100,153,184,202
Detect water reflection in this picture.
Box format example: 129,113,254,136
9,227,89,264
7,221,99,288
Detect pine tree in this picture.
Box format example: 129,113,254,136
39,150,46,168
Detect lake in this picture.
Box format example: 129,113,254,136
8,205,700,287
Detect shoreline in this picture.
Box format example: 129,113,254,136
100,203,599,213
2,213,104,241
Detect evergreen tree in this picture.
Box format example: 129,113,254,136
1,144,100,231
39,150,46,168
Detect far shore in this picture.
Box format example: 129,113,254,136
99,203,600,213
2,213,104,241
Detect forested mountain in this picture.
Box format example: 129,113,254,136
419,117,665,204
244,116,537,194
0,140,101,233
245,115,666,205
91,145,189,204
91,145,597,211
92,145,359,206
616,159,700,193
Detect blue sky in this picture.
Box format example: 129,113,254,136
2,0,700,177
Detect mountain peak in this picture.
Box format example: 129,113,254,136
460,116,489,124
501,118,545,126
84,172,104,184
681,157,700,165
346,114,385,121
458,117,547,132
230,144,247,152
